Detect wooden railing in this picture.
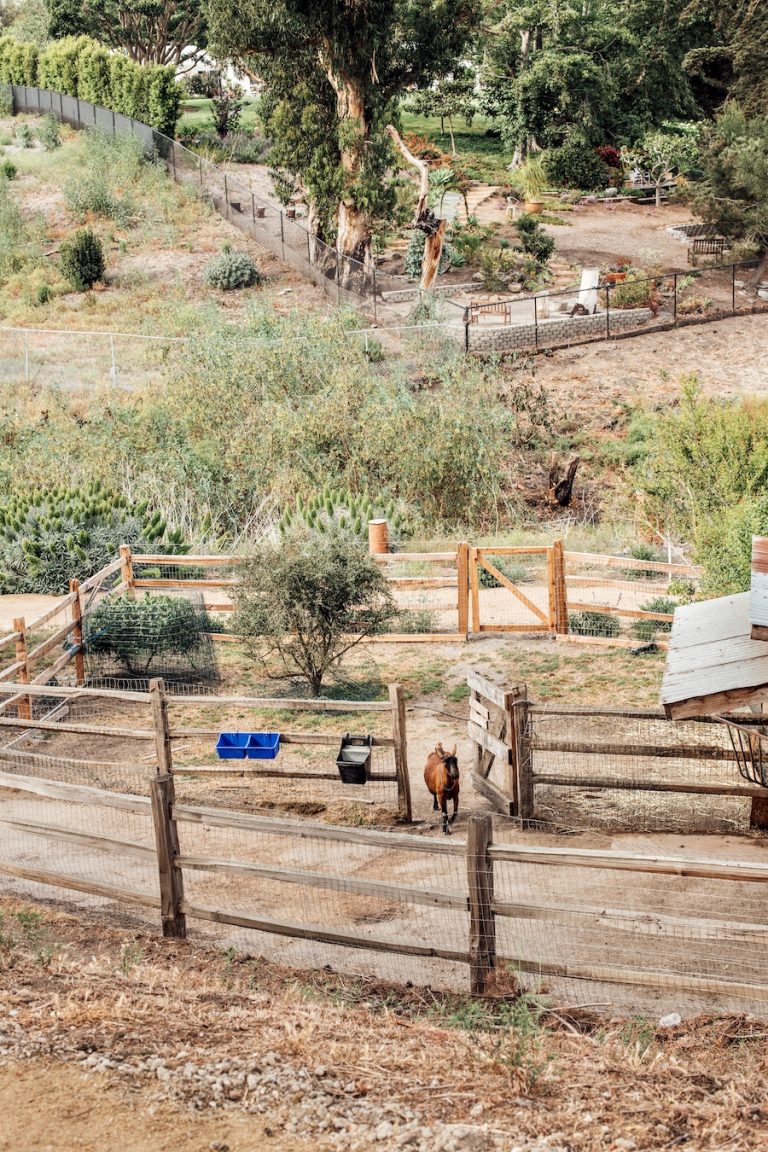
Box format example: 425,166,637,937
3,763,768,1004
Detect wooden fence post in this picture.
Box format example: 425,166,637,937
469,546,480,634
550,539,568,634
467,813,495,995
457,542,470,638
69,579,85,686
119,543,135,599
150,676,172,774
150,774,186,938
149,677,185,937
509,688,534,821
13,618,31,721
389,683,412,822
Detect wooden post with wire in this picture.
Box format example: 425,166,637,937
13,618,31,721
389,683,412,822
548,539,568,634
119,543,135,599
469,546,480,634
467,813,495,995
149,677,186,938
457,542,470,638
69,579,85,686
510,687,534,820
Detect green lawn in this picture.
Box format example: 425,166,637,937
176,100,511,183
178,97,263,133
398,108,511,184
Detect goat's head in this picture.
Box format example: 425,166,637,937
435,742,459,780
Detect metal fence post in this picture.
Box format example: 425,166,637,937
24,330,29,383
534,294,538,349
223,173,228,211
606,282,611,339
109,334,117,389
279,210,285,259
673,272,677,324
372,265,378,323
732,263,737,314
199,156,203,187
464,307,470,353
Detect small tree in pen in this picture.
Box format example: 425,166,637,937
233,525,396,696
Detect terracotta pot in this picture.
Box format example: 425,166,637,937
523,200,544,215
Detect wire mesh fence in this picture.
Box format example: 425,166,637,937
528,706,762,834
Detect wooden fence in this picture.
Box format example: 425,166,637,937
3,762,768,1006
464,674,768,831
0,676,413,821
0,544,702,676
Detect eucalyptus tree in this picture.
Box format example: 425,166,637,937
206,0,480,271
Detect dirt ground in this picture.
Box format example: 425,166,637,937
0,1062,319,1152
522,312,768,410
2,898,768,1152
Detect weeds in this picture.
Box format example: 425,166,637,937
118,941,144,975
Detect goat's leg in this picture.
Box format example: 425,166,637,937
441,792,450,834
450,791,459,824
431,792,439,812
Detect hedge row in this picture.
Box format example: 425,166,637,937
0,35,181,137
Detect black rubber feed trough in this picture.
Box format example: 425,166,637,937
336,734,373,785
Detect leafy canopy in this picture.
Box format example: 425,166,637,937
233,525,396,696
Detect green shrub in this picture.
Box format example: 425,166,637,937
631,596,678,641
620,542,664,580
568,611,620,637
60,227,105,291
0,482,189,594
64,131,144,225
0,85,13,117
1,159,16,180
544,142,608,191
233,525,396,695
15,123,33,148
0,37,38,86
4,34,181,135
36,113,61,152
84,595,202,676
609,275,656,310
388,608,439,633
515,214,555,264
203,250,263,290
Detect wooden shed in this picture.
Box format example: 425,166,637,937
661,538,768,719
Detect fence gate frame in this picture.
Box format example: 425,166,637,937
466,671,534,819
469,544,568,635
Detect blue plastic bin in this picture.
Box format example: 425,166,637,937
247,733,280,760
216,733,251,760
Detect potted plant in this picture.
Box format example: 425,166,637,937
518,155,548,215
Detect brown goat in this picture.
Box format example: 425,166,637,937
424,743,459,834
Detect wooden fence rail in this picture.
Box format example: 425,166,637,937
2,762,768,1002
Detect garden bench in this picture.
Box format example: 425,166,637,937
687,237,728,265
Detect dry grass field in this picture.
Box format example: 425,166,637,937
2,895,768,1152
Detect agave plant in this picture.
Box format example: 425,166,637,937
278,486,413,546
0,481,190,594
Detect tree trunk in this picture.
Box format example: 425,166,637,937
386,125,447,294
656,180,662,208
321,54,372,281
448,116,456,156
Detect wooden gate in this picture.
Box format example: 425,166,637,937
469,544,567,634
466,672,533,819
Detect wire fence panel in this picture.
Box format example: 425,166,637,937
493,851,768,1015
528,708,758,834
563,551,701,643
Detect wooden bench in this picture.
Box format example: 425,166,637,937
469,301,513,325
688,237,728,265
